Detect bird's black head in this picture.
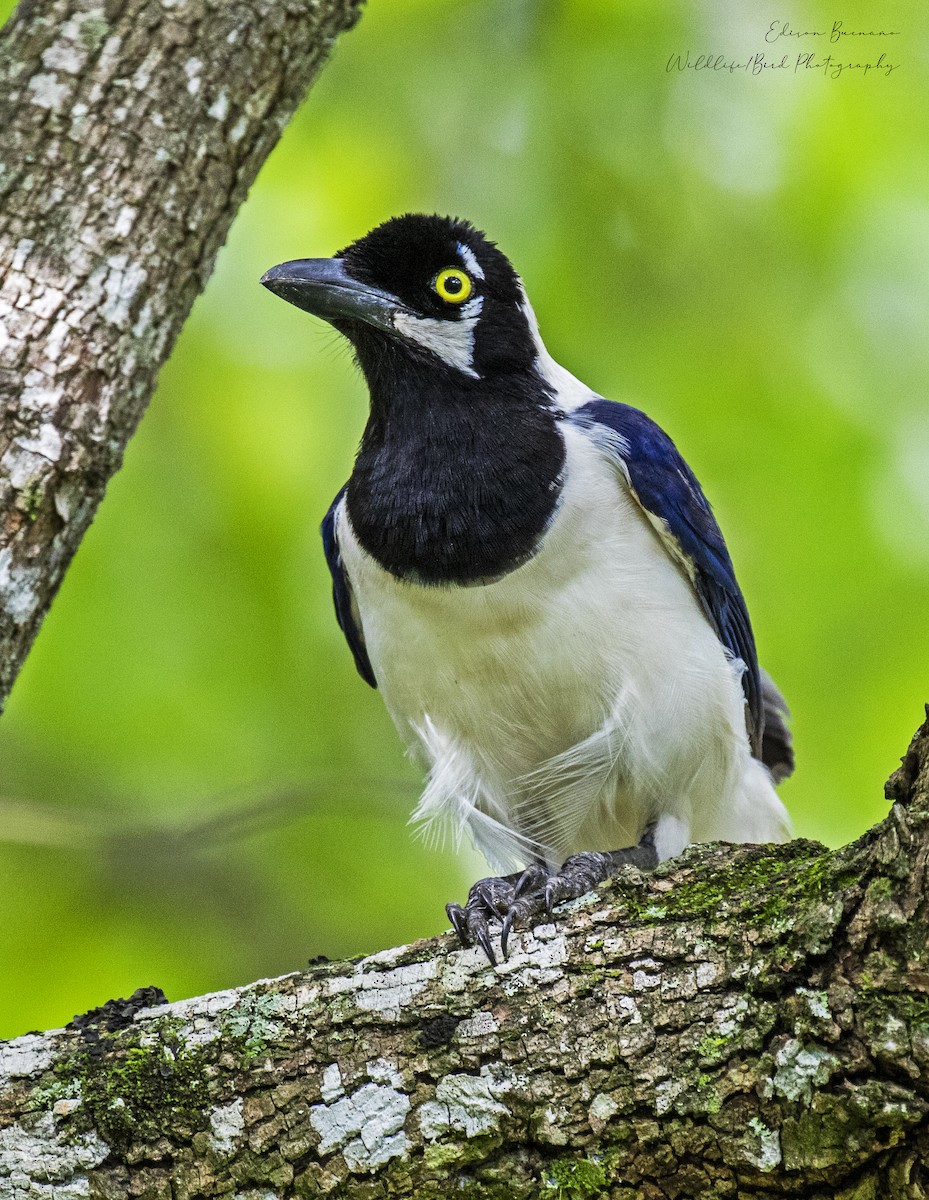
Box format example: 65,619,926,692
260,214,538,382
261,215,566,585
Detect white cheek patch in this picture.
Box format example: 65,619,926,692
393,296,483,378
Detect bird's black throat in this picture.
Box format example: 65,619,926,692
345,356,565,586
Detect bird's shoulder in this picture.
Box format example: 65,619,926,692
565,398,736,590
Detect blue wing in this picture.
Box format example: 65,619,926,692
321,488,377,688
569,399,763,755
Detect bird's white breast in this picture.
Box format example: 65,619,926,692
337,422,778,870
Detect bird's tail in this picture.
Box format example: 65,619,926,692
760,669,794,784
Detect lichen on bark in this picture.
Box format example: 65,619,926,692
2,715,929,1198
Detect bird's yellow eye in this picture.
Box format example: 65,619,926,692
434,267,473,304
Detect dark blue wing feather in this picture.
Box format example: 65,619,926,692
321,488,377,688
570,399,763,754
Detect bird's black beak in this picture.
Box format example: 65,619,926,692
260,258,401,332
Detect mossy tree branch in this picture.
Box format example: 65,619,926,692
1,714,928,1197
0,0,362,707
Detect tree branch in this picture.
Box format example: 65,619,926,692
1,713,927,1197
0,0,362,708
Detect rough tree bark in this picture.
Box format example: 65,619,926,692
0,716,927,1198
0,0,361,707
3,2,929,1197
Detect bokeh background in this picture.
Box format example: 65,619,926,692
1,0,926,1040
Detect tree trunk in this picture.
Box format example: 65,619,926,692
0,713,926,1197
0,0,361,708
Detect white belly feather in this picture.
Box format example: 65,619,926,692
337,423,790,871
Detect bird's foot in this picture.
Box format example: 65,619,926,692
446,869,527,966
446,826,659,963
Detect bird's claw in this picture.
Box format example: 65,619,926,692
499,909,516,959
445,866,564,963
445,901,473,948
444,860,595,963
445,901,500,966
445,870,525,965
514,862,548,899
446,828,659,964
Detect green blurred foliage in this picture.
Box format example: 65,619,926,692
0,0,927,1038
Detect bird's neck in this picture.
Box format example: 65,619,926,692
346,365,565,586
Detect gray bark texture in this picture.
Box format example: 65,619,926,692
0,0,362,707
3,1,929,1197
0,713,927,1198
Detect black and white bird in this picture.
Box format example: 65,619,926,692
261,214,793,962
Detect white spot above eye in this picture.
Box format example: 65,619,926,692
456,242,485,280
393,298,483,378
